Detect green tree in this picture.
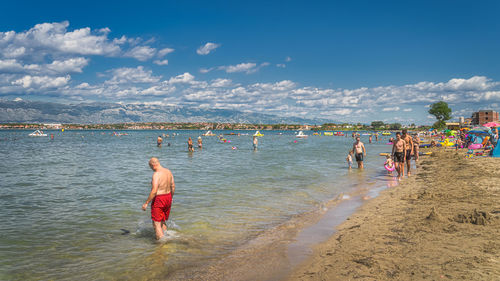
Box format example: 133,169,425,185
428,101,452,129
371,121,384,128
389,123,402,130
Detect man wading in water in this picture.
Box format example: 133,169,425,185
352,137,366,169
392,132,406,181
142,157,175,240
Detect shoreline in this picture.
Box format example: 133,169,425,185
287,149,500,280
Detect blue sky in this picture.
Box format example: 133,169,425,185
1,0,499,124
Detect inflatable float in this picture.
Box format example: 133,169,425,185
468,143,483,150
384,163,395,172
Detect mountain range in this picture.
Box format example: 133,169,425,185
0,99,325,124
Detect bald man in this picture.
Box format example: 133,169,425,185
142,157,175,240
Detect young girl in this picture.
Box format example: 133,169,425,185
346,150,353,169
384,155,395,175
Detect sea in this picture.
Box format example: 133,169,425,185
0,130,397,280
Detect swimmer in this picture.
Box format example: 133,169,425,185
187,137,194,152
253,136,258,150
157,135,163,147
197,136,202,149
142,157,175,240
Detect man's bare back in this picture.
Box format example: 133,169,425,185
152,166,174,195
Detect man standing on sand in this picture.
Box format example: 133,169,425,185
142,157,175,240
402,129,414,176
352,137,366,169
392,132,406,180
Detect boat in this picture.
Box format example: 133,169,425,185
334,131,345,136
202,130,216,136
295,131,308,138
253,131,264,137
381,131,392,136
323,132,333,136
313,132,321,136
29,130,47,137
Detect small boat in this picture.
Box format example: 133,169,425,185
253,131,264,137
324,132,333,136
381,131,392,136
202,130,216,136
29,130,47,137
296,131,308,138
334,131,345,136
313,132,321,136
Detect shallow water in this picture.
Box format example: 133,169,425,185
0,130,393,280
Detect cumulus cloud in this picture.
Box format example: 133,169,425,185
196,42,220,55
276,64,286,68
285,56,292,62
124,46,156,61
221,62,256,73
382,106,400,112
157,48,174,57
106,66,161,84
12,75,70,89
46,57,89,73
168,72,195,84
153,59,169,66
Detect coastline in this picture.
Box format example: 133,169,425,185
287,149,500,280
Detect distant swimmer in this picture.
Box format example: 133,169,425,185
352,137,366,169
142,157,175,240
253,136,258,150
157,135,163,147
198,136,202,149
50,133,54,140
187,137,194,152
392,132,406,181
369,135,372,144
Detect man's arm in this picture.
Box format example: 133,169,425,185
403,142,407,160
409,137,414,154
171,174,175,196
142,173,159,210
362,143,366,156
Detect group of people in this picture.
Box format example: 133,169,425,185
347,129,420,181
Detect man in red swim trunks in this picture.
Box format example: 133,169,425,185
142,157,175,240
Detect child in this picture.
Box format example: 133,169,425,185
384,155,394,175
346,150,353,169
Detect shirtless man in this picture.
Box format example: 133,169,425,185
157,135,163,147
142,157,175,240
352,137,366,169
392,132,406,180
402,129,414,176
187,137,194,152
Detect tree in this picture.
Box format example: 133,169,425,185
389,123,402,130
428,101,452,129
371,121,384,128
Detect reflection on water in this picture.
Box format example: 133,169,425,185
0,130,394,280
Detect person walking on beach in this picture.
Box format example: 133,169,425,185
157,135,163,147
253,136,258,150
412,134,420,162
402,129,414,176
352,137,366,169
187,137,194,152
197,136,203,150
142,157,175,240
392,132,406,180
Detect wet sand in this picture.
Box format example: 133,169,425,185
288,150,500,280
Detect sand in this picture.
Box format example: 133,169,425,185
288,150,500,280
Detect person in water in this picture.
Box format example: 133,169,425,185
369,135,372,144
352,137,366,169
384,155,394,175
157,135,163,147
187,137,194,152
392,132,406,180
346,150,353,169
197,136,202,149
253,136,258,150
142,157,175,240
402,129,414,176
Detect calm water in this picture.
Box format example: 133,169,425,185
0,130,392,280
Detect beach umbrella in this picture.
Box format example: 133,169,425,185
469,126,492,135
482,122,500,128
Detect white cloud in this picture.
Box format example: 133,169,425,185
196,42,220,55
402,108,413,112
382,106,400,112
124,46,156,61
157,48,174,57
276,64,286,68
285,56,292,62
199,67,214,73
153,59,169,66
168,72,195,84
106,66,160,84
46,57,88,73
13,97,22,101
210,78,232,88
220,62,257,74
12,75,70,89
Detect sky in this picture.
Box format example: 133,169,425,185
0,0,499,124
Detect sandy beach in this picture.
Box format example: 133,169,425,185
288,149,500,280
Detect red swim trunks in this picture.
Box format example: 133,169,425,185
151,193,172,222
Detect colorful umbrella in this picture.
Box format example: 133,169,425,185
482,122,500,127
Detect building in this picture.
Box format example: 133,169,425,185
471,110,499,125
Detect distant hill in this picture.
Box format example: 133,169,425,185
0,99,325,124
